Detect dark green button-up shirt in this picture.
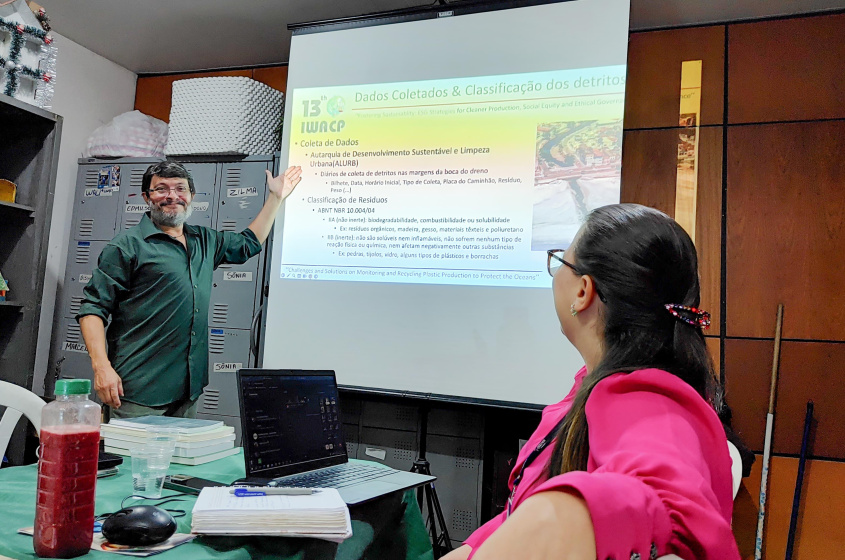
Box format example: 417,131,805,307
77,213,262,406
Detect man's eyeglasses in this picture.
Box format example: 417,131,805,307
150,185,189,196
546,249,579,277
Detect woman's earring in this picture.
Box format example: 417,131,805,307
570,303,578,317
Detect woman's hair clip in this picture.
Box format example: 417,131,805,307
664,303,711,330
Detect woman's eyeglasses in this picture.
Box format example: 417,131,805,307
546,249,607,302
546,249,579,277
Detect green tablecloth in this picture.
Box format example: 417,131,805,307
0,450,434,560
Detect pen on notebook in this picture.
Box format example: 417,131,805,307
230,487,318,496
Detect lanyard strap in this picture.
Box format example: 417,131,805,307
507,415,567,517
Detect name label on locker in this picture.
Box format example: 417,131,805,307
223,271,252,281
63,342,88,353
213,362,243,373
228,186,258,198
125,204,148,213
84,188,114,197
193,202,210,211
364,448,387,461
78,274,92,283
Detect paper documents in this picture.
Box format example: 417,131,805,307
191,487,352,543
108,416,223,433
18,528,194,557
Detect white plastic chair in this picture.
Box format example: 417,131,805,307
0,380,46,459
727,440,743,499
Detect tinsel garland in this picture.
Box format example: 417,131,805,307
0,16,48,40
35,7,50,32
3,28,23,96
0,13,54,99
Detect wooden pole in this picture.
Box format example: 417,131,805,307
755,303,784,560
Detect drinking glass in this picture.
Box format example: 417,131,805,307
130,446,171,498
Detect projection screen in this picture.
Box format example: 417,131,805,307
262,0,630,406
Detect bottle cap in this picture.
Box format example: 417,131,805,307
55,379,91,395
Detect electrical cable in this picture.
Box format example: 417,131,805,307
103,491,195,519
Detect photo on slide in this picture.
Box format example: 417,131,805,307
678,113,697,171
531,119,623,251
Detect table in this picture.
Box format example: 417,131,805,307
0,450,434,560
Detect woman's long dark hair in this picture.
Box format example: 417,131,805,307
548,203,721,475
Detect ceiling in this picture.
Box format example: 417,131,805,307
36,0,845,74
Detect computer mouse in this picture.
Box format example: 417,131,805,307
101,505,177,546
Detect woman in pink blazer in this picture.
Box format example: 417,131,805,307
445,204,740,560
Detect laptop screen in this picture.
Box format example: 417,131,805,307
238,369,347,478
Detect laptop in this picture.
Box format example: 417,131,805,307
236,369,435,505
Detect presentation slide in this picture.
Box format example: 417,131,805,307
281,66,624,288
263,0,630,406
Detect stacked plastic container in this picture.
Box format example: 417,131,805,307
33,379,100,558
165,77,284,156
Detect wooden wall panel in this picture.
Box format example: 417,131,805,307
134,66,288,123
625,26,725,129
253,66,288,93
728,13,845,124
726,120,845,339
723,339,771,452
620,129,678,211
776,342,845,458
733,456,845,560
725,339,845,459
620,126,723,334
705,336,720,378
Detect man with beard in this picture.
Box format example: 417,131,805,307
76,161,302,418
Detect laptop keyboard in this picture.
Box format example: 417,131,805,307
270,463,393,489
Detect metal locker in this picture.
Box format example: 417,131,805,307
117,163,155,231
357,427,418,470
52,318,95,385
361,401,419,432
214,161,271,232
181,162,216,228
71,164,119,240
116,163,151,231
209,160,270,329
210,259,260,329
343,424,359,460
425,434,484,543
339,394,362,426
61,241,108,319
428,408,484,438
198,327,251,417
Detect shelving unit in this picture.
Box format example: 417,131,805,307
0,94,62,465
0,200,36,213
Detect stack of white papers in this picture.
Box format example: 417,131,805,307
102,416,238,465
191,487,352,543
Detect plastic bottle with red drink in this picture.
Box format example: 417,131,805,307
33,379,101,558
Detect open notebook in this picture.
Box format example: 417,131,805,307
191,486,352,542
